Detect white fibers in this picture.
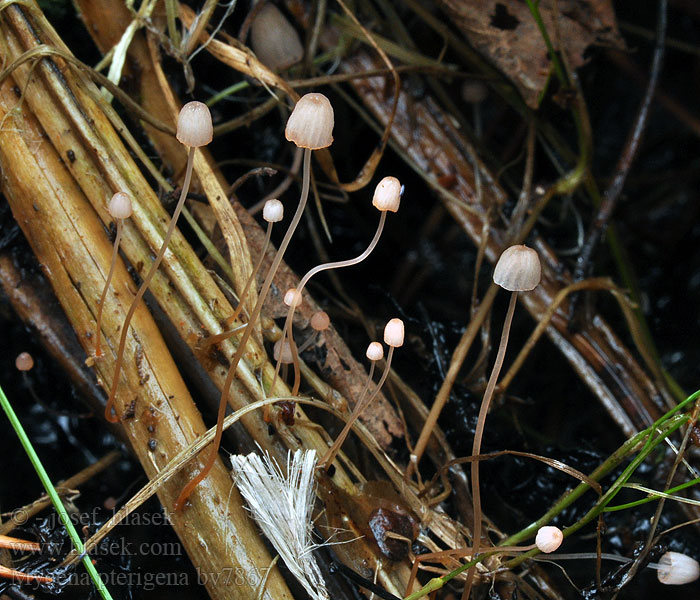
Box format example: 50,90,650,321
230,449,329,600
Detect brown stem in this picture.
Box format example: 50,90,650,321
173,148,312,510
463,291,518,599
410,283,500,473
105,146,196,423
320,346,394,470
199,220,273,349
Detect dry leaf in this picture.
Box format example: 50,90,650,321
437,0,624,107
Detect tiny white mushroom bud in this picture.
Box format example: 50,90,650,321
176,101,213,148
250,4,304,71
273,339,294,364
263,199,284,223
372,176,402,213
657,551,700,585
535,526,563,554
15,352,34,372
310,311,330,332
284,288,303,308
493,244,542,292
285,93,334,150
366,342,384,362
108,192,133,220
383,318,404,348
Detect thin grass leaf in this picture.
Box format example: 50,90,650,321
0,384,113,600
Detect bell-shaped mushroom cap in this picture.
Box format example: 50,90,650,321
383,318,404,348
176,101,213,147
372,176,402,213
285,93,334,150
283,288,303,308
310,311,330,332
108,191,133,220
273,339,294,364
366,341,384,361
535,526,563,554
493,245,541,292
251,4,304,72
263,199,284,223
657,551,700,585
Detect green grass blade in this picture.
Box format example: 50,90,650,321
0,383,113,599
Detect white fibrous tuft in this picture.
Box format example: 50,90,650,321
230,449,329,600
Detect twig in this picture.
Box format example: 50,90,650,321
409,284,499,473
571,0,667,307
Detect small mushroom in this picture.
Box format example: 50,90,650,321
250,4,304,72
466,244,541,595
535,526,563,553
657,551,700,585
274,176,403,397
94,191,133,358
107,102,212,424
320,319,404,471
175,94,335,510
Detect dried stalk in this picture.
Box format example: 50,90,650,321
0,3,292,598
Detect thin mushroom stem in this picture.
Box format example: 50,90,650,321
174,147,312,510
296,331,318,355
230,219,273,323
276,210,388,396
409,284,500,475
320,346,394,470
463,290,518,599
105,146,196,423
199,220,274,349
94,219,124,358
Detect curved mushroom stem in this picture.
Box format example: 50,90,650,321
274,210,388,396
105,146,195,423
296,331,319,355
95,218,124,358
319,345,394,471
463,290,518,599
174,147,312,510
